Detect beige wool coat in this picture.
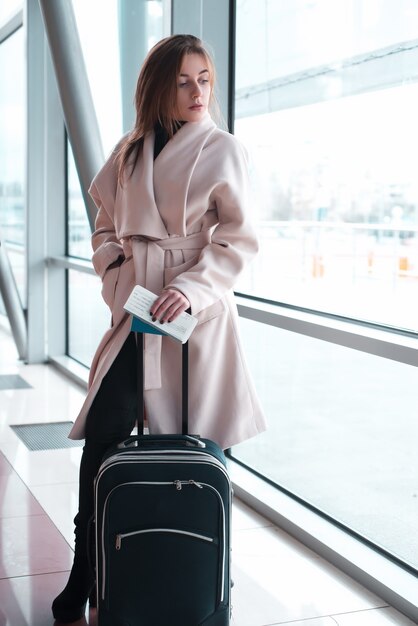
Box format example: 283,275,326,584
69,113,266,450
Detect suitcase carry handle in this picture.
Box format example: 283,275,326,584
117,435,206,449
136,329,189,436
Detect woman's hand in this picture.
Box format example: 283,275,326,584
150,289,190,324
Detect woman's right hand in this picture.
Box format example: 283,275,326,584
150,289,190,324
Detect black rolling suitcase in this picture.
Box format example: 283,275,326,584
94,331,232,626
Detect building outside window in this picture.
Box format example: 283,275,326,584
233,0,418,572
235,0,418,333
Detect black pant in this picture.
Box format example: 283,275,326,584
76,333,138,530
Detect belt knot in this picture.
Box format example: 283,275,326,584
129,230,211,389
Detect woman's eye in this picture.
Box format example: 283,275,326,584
179,82,188,87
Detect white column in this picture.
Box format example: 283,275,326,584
25,0,46,362
45,43,66,359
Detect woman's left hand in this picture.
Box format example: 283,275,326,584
150,289,190,324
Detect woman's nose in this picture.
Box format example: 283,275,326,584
192,83,202,98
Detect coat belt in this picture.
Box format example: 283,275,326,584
128,230,211,390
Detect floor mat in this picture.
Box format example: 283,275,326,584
0,374,32,390
10,422,83,451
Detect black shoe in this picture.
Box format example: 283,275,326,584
52,574,94,623
52,533,94,623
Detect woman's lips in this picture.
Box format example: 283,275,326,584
189,104,203,110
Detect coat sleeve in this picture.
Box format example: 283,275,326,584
164,136,258,314
89,155,124,280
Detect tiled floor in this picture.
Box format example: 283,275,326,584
0,323,415,625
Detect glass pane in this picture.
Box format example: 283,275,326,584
0,1,22,24
235,0,418,333
67,141,92,260
71,0,123,153
67,2,165,358
67,2,165,260
71,0,164,152
236,0,418,89
5,246,25,306
67,270,110,366
0,28,26,306
232,317,418,570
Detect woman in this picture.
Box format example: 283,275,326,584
52,34,266,624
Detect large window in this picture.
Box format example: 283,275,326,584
0,27,25,307
67,269,110,366
67,141,91,260
0,1,22,24
67,0,165,366
235,0,418,334
71,0,123,154
233,0,418,574
71,0,165,153
235,316,418,570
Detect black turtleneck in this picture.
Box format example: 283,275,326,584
153,121,185,160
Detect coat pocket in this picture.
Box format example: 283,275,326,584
101,266,120,309
101,256,133,310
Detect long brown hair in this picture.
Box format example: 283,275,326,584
116,34,218,183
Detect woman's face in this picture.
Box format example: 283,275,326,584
176,53,211,122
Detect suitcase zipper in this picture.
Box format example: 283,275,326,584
174,479,203,490
100,480,227,604
99,451,229,479
115,527,214,550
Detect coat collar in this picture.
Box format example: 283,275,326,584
153,113,216,235
114,113,216,239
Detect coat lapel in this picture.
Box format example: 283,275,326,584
114,114,216,239
153,113,216,235
114,132,169,239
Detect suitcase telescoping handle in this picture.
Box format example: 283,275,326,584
136,331,189,436
117,434,206,449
